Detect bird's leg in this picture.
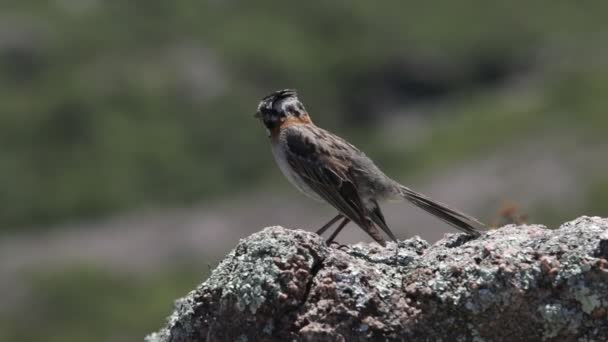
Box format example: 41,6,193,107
315,214,343,235
326,217,350,245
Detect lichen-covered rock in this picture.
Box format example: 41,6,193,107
147,216,608,342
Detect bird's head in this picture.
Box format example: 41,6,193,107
254,89,311,134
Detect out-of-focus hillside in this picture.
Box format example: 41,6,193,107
1,0,607,229
1,1,608,341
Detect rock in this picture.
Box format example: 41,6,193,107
147,216,608,342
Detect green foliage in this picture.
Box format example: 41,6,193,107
0,1,607,229
587,179,608,218
0,267,205,342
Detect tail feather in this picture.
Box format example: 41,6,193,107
400,186,486,237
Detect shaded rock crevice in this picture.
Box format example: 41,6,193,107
300,254,325,309
147,216,608,342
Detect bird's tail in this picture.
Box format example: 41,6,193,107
399,186,486,237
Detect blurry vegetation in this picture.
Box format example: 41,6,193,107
587,179,608,218
0,0,607,231
0,267,205,342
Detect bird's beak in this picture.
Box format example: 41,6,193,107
253,111,261,119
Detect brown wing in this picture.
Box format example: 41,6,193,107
283,125,386,245
368,199,398,242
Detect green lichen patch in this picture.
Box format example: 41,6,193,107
149,217,608,341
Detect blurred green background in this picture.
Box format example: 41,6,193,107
1,1,607,341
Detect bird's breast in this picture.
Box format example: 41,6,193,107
271,142,323,201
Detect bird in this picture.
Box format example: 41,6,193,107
254,89,486,246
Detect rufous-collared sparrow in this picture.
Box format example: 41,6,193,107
254,89,486,246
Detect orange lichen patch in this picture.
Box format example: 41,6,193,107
491,200,529,227
591,307,607,320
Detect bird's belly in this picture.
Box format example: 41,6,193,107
271,144,323,201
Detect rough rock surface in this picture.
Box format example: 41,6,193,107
147,216,608,341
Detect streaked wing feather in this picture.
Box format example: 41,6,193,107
286,153,364,226
283,126,385,244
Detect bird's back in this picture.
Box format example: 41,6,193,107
277,124,399,203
